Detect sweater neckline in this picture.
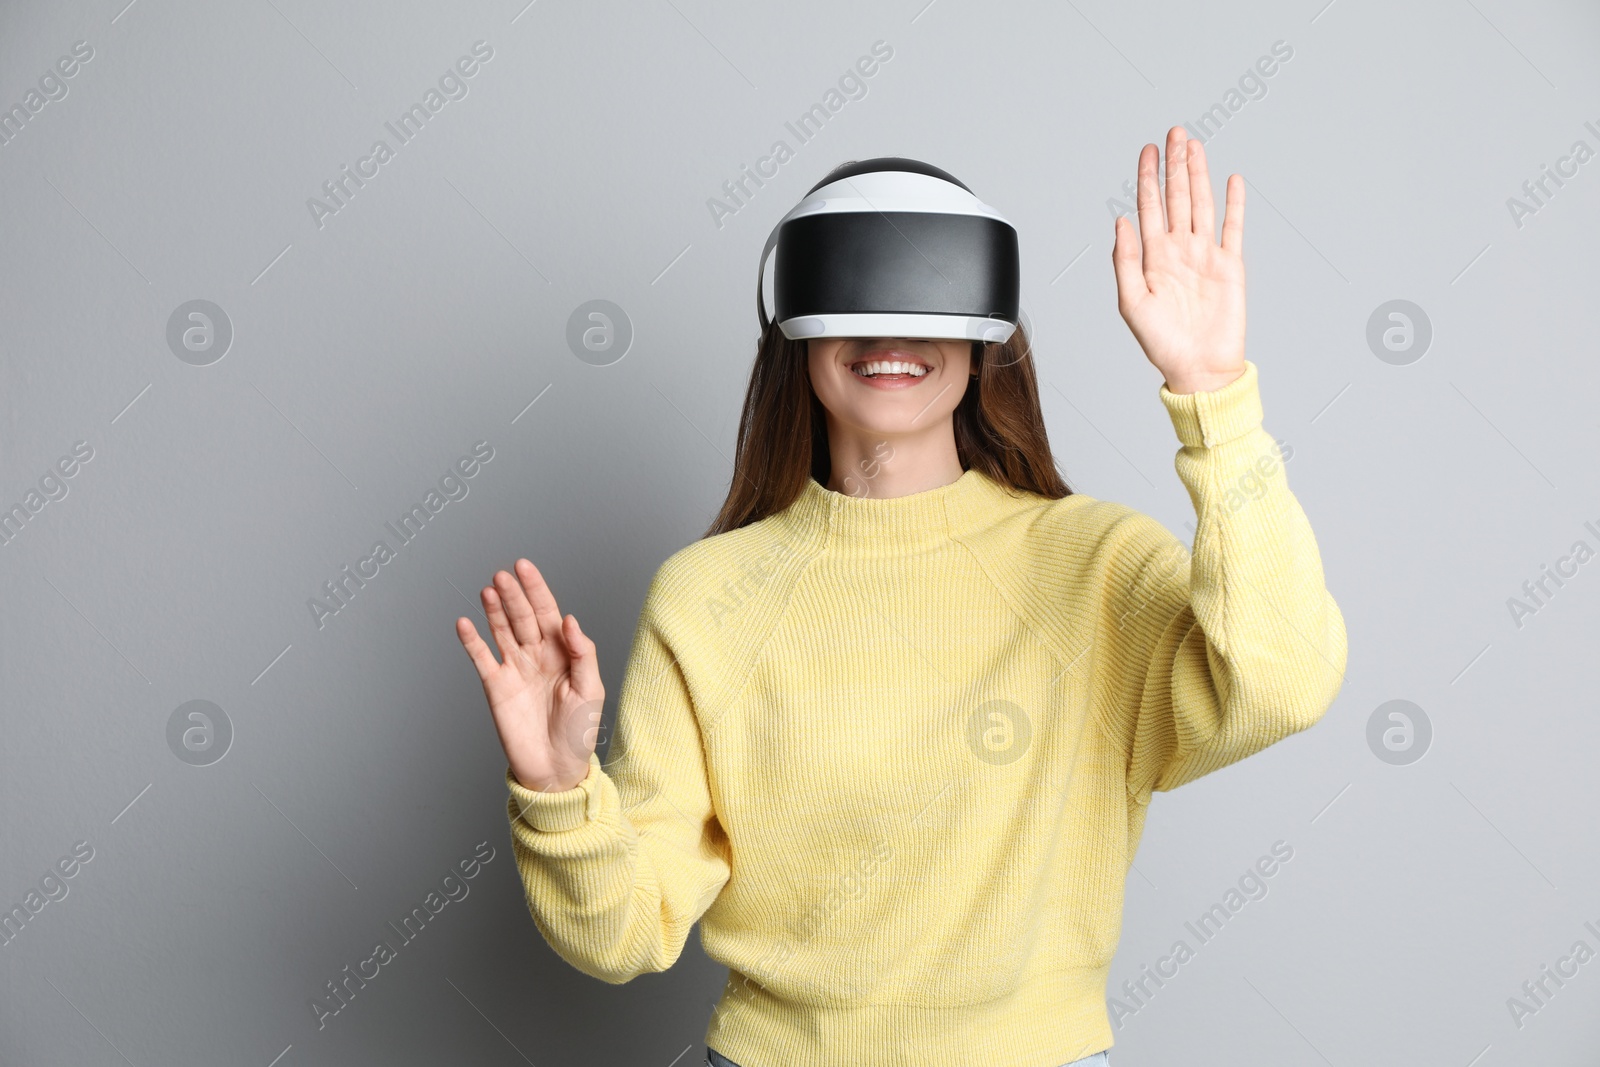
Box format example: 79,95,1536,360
780,467,997,555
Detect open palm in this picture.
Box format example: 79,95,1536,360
1112,127,1248,396
456,558,604,792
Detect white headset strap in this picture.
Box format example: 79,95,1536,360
757,202,808,332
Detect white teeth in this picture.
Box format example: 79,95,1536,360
852,360,928,378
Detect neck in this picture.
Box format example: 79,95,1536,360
822,414,965,499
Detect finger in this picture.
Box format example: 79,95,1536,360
1188,137,1216,238
1164,127,1191,235
562,614,605,702
1111,215,1149,317
515,558,567,643
455,616,501,681
1134,143,1165,252
1220,173,1245,255
482,584,520,663
494,567,545,649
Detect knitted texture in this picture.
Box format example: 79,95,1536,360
504,360,1347,1066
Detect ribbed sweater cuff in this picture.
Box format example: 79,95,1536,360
505,752,604,831
1158,360,1262,448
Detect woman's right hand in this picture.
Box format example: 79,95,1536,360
455,559,604,793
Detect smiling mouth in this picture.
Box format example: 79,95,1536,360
848,349,933,379
851,360,929,379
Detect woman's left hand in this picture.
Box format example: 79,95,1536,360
1112,126,1248,396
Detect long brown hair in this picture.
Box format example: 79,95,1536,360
703,319,1072,537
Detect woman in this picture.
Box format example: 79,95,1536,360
455,127,1347,1067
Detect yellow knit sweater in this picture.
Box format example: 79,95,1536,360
504,360,1347,1067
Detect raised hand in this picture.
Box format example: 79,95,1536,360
1112,126,1248,395
456,559,604,792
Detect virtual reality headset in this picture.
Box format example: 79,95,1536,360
756,157,1021,344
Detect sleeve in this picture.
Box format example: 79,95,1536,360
1097,360,1348,801
503,591,731,984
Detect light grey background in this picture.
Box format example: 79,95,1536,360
2,0,1597,1064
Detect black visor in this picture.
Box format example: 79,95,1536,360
774,211,1020,324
